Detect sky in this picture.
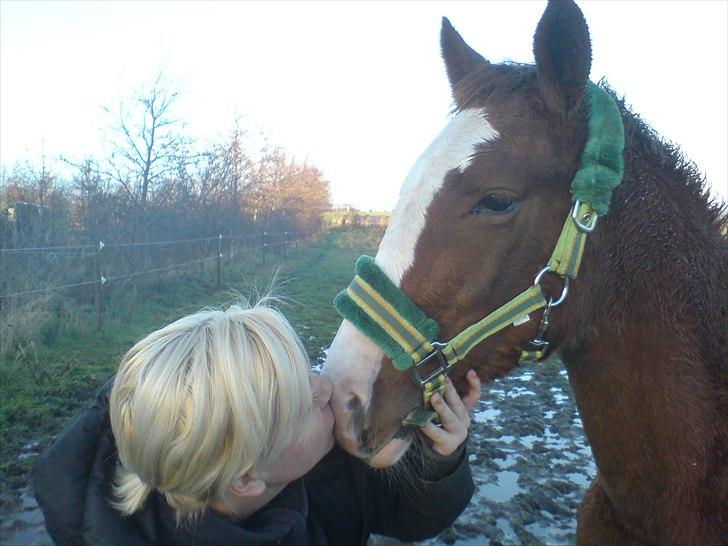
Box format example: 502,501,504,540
1,1,726,210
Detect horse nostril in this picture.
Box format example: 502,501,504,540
346,396,362,412
346,395,368,435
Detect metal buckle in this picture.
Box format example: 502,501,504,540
410,341,450,389
533,266,569,307
519,338,549,364
520,304,552,363
571,200,598,233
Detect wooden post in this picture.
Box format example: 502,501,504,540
95,240,104,331
216,234,222,287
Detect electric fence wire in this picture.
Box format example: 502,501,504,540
0,234,306,299
0,232,290,254
0,256,210,299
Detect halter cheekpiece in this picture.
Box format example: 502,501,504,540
334,82,625,427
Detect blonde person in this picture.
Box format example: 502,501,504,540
32,302,480,546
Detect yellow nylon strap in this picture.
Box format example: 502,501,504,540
401,374,447,426
547,202,594,279
442,284,547,366
519,348,547,363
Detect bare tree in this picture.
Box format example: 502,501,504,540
102,72,189,223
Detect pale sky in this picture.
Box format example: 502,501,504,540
1,1,726,210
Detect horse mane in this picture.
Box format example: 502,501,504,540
608,85,727,232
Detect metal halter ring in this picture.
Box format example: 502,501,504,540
571,199,598,233
533,265,569,307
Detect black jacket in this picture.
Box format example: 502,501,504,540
32,384,474,546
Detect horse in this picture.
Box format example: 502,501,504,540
321,1,727,544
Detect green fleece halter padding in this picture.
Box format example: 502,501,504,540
333,256,439,371
571,83,625,216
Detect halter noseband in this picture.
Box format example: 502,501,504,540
334,83,625,427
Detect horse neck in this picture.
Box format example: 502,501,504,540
555,126,728,522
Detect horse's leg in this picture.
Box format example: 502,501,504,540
576,475,647,546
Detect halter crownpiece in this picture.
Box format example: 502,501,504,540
334,82,625,427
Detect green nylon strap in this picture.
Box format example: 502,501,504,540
403,407,439,427
402,374,447,427
548,201,593,279
441,284,547,366
519,347,547,363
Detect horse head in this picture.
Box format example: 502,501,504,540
323,0,598,466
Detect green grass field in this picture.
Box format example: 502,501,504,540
0,227,384,494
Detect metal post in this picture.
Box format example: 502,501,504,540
216,234,222,287
95,240,105,331
262,231,267,265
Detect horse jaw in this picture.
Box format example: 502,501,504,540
323,108,499,466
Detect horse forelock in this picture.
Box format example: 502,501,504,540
374,108,499,284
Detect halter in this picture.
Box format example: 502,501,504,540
334,83,625,427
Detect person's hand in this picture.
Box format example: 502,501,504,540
421,369,482,456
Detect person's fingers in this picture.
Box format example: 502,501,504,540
431,392,461,431
420,421,456,455
420,420,446,444
443,377,469,425
461,369,482,410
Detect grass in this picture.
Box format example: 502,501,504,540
0,227,384,495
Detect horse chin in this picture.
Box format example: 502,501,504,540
335,423,413,468
367,434,412,469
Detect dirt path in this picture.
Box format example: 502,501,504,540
1,360,593,546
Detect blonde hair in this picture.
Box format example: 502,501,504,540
109,302,313,521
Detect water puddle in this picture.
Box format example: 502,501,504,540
473,408,501,422
507,388,536,398
495,517,519,543
566,472,591,488
495,453,519,469
549,387,570,403
520,434,539,449
483,470,523,502
525,520,573,545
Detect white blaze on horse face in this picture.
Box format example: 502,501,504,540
323,108,498,457
375,108,499,283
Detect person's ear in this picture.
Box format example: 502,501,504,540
229,475,266,498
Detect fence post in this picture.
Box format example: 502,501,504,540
216,234,222,288
294,231,298,252
283,231,287,259
262,231,268,265
95,240,105,331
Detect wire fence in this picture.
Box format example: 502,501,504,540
0,229,318,329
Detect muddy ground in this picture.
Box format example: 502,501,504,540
0,359,595,546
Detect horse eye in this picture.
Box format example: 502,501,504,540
471,192,519,215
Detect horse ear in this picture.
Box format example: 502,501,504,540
533,0,592,115
441,17,488,103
